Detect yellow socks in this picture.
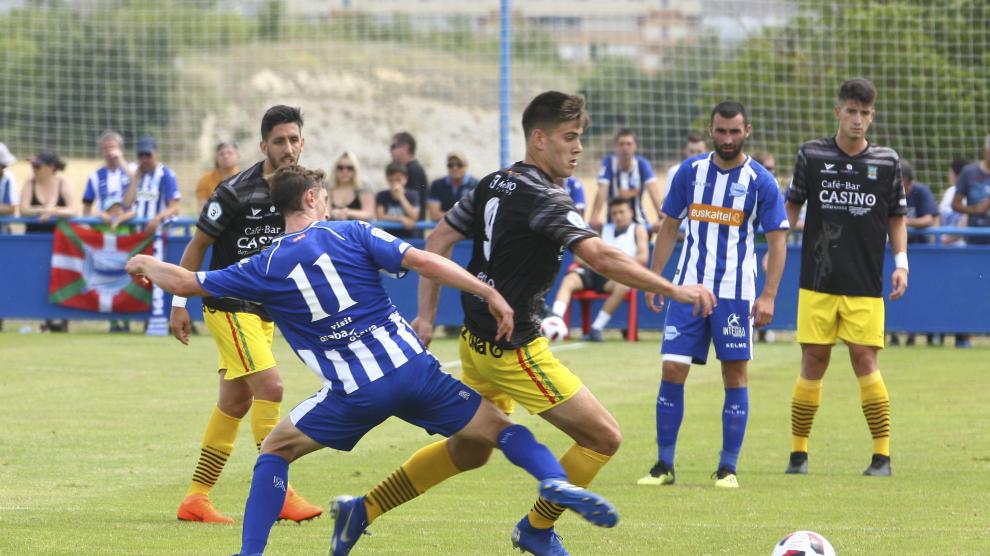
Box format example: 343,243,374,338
528,444,611,529
790,376,823,453
859,372,891,456
250,399,281,452
187,406,240,496
364,439,461,524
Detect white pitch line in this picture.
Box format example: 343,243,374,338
441,342,587,369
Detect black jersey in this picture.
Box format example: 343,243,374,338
786,137,906,297
445,162,597,347
196,161,284,317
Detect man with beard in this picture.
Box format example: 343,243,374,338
637,100,788,489
783,78,907,477
169,105,322,525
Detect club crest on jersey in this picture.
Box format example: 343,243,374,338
867,165,878,180
729,182,748,197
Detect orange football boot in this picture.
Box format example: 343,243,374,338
278,486,323,523
177,493,235,524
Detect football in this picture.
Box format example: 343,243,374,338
539,315,569,342
771,530,836,556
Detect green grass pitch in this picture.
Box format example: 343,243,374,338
1,330,987,555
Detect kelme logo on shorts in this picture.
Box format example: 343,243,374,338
688,203,744,226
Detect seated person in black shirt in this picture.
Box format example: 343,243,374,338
376,162,421,238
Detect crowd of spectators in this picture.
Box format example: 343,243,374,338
0,127,987,342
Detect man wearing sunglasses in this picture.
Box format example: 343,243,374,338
427,151,479,221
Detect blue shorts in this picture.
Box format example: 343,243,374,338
661,298,753,365
288,352,482,451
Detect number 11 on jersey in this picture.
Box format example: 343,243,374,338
287,253,357,322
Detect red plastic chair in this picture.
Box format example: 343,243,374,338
562,288,639,342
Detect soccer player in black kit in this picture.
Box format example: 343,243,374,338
784,78,908,478
375,91,714,555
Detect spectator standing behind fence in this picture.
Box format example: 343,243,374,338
939,158,969,246
427,151,478,221
122,136,182,336
936,158,973,349
83,131,134,228
550,198,648,342
752,151,782,344
390,131,429,218
19,150,78,333
951,135,990,245
328,151,375,221
0,143,17,225
591,128,663,230
889,160,938,347
0,143,12,332
900,160,938,243
195,142,239,211
376,162,421,238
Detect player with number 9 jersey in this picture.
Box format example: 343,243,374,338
446,163,597,349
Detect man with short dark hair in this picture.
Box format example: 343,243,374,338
951,134,990,245
427,151,479,221
121,135,181,336
410,90,715,555
170,105,322,525
784,78,908,477
590,128,662,230
127,164,618,556
390,131,429,218
638,101,788,489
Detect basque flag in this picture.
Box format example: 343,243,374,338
48,221,155,312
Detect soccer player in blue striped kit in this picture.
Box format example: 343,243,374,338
126,164,617,556
638,101,789,488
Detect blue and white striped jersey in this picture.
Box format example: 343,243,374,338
83,164,134,211
197,220,425,395
132,164,180,220
662,153,788,301
0,170,15,205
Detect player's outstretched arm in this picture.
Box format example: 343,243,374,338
126,254,209,298
403,246,514,343
411,218,467,345
574,236,716,317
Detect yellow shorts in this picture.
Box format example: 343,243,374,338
796,288,885,348
458,327,583,415
203,307,277,379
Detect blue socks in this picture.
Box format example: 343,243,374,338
241,453,289,555
497,424,567,481
656,380,685,467
719,387,749,472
